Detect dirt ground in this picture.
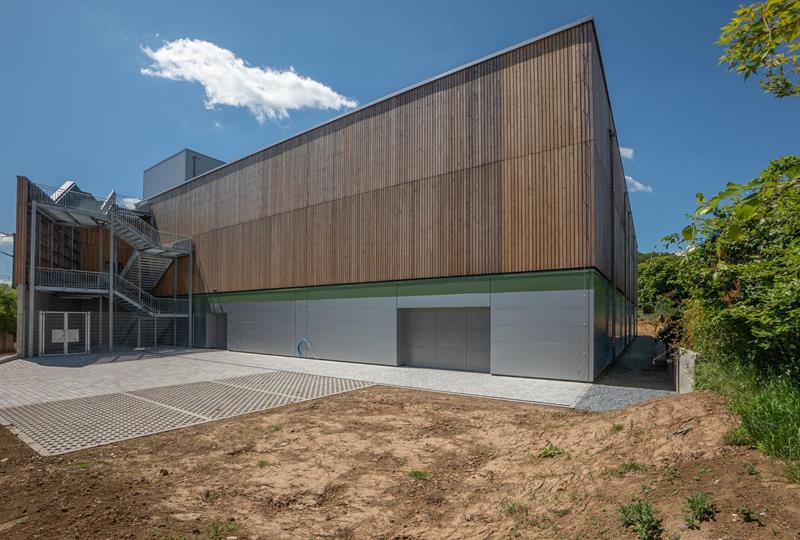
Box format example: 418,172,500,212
0,387,798,540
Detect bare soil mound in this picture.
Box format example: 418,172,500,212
0,387,797,539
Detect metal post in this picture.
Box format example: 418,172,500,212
28,201,37,357
609,129,617,359
109,219,114,352
86,312,91,354
188,248,193,348
99,228,103,348
173,258,178,346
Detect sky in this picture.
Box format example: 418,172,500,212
1,0,798,282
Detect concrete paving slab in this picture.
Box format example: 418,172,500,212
179,344,673,411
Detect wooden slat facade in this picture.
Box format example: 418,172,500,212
144,20,635,300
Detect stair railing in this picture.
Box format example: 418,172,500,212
113,273,187,315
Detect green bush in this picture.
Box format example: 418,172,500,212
0,283,16,335
667,157,800,471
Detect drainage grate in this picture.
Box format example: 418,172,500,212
130,381,300,420
0,393,202,455
220,370,373,400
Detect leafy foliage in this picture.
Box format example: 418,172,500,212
618,499,664,540
668,156,800,471
683,493,716,530
637,252,687,312
718,0,800,97
666,156,800,378
0,283,16,335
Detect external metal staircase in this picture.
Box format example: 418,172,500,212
121,251,173,292
34,268,187,317
30,181,191,320
101,193,191,257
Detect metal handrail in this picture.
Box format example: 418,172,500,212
109,204,191,252
35,268,108,290
33,268,187,315
113,273,187,314
30,182,191,253
29,183,104,214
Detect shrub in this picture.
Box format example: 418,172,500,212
668,157,800,469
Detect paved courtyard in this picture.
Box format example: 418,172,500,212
0,340,672,455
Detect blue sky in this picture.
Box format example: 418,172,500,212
1,1,797,282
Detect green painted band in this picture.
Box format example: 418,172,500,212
189,268,618,304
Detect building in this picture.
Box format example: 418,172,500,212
14,17,637,381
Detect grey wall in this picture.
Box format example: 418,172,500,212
143,150,224,200
491,290,591,381
202,286,598,380
143,152,186,201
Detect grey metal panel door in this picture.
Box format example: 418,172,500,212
400,308,489,373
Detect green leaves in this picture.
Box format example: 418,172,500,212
671,155,800,381
718,0,800,98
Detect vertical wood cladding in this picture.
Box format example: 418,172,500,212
151,20,634,299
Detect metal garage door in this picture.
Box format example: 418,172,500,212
399,308,490,373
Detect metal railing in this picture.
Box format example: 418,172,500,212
109,204,191,253
33,268,187,315
30,181,191,253
35,268,108,290
29,183,105,214
113,273,188,315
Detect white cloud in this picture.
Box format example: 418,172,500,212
625,175,653,193
0,235,13,247
141,38,358,124
619,146,634,160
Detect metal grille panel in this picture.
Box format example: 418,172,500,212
221,371,373,400
0,393,201,455
0,369,373,455
130,381,301,419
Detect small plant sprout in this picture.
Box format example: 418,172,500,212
610,462,644,477
498,498,528,518
406,469,428,480
257,459,270,469
537,444,565,458
744,462,759,476
738,505,764,526
202,489,224,503
618,498,664,540
610,423,624,433
683,493,715,530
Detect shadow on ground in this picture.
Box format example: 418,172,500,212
595,336,674,392
20,348,194,368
